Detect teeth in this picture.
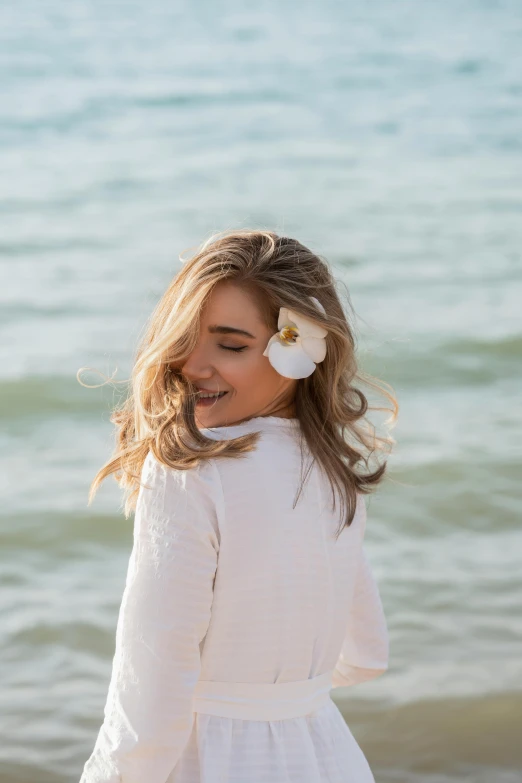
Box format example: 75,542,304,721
199,391,226,399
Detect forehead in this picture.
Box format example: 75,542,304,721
201,282,266,326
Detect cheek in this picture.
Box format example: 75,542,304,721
225,353,276,394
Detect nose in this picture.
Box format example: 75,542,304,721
181,346,214,384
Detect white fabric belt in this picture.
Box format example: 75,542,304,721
193,670,334,721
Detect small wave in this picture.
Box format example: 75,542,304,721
361,334,522,388
338,690,522,775
0,509,129,553
0,374,114,420
0,237,112,257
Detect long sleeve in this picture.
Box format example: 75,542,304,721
332,502,389,689
79,451,222,783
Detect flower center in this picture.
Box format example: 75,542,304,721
278,325,299,345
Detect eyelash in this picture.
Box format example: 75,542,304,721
219,345,247,353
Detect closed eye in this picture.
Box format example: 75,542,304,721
219,345,247,353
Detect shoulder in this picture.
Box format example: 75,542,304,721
141,450,222,495
137,451,224,532
356,492,367,525
135,451,223,542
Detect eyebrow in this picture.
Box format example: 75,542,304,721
207,324,256,339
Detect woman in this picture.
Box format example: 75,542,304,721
79,229,397,783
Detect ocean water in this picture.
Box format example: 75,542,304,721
1,1,521,781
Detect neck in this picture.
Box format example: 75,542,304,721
264,400,297,419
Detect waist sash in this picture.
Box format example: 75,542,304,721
193,670,334,721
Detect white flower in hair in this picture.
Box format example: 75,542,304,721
262,297,328,379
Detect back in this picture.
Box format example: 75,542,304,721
201,416,365,685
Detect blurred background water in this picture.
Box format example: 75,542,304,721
1,1,521,781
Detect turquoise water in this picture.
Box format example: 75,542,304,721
1,2,521,781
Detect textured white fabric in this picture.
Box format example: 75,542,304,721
192,669,334,720
80,416,389,783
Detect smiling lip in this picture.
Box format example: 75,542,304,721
196,391,228,406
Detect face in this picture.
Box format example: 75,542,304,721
180,282,298,428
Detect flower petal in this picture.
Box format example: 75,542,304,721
310,296,326,315
267,341,317,379
301,335,327,363
262,333,279,358
286,309,327,339
277,307,297,331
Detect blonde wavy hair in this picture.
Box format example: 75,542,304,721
78,228,398,538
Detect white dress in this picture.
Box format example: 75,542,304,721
79,415,389,783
